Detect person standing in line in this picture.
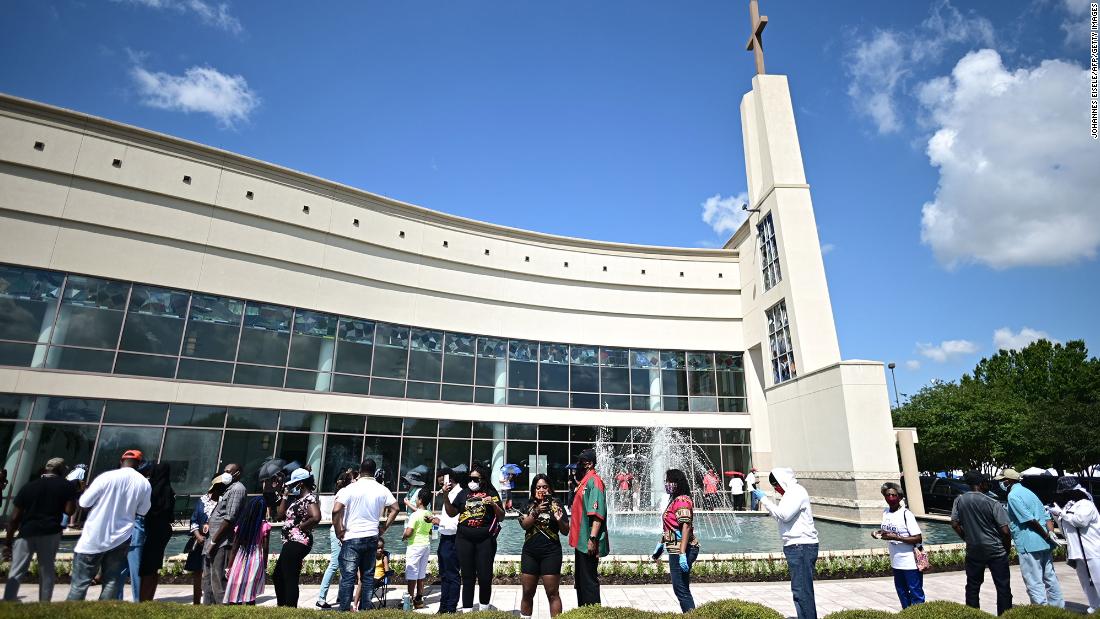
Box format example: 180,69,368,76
445,463,505,612
185,476,224,605
403,471,425,516
746,468,759,510
66,450,152,601
565,466,578,513
615,470,633,511
997,469,1063,607
316,468,357,609
3,457,79,602
332,458,399,611
139,463,175,601
951,470,1013,615
435,467,463,614
568,448,609,607
659,468,701,613
499,469,515,512
402,490,435,609
63,464,87,529
223,497,270,605
701,469,719,511
873,482,925,608
728,473,745,510
753,468,819,619
519,474,569,618
273,468,321,607
203,463,246,605
1048,477,1100,613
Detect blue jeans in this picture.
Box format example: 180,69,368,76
437,534,461,613
318,528,342,603
337,535,378,611
893,568,925,608
1018,550,1064,607
115,541,143,601
67,541,130,601
783,543,818,619
668,546,700,612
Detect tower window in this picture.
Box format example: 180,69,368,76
757,212,782,291
765,299,797,384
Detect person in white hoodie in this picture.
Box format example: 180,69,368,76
1048,477,1100,614
752,468,819,619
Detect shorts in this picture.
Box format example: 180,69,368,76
521,545,563,576
405,543,432,580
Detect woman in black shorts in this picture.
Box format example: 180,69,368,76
519,474,569,617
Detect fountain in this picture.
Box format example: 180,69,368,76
593,426,743,545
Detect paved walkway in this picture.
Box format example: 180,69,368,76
8,565,1092,616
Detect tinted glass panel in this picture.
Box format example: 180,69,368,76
715,352,743,371
539,424,568,441
167,404,226,427
406,381,441,400
279,410,325,432
220,431,276,493
720,429,750,444
323,434,363,492
118,285,189,355
0,394,31,420
539,364,568,391
716,371,745,397
507,423,536,440
372,323,408,379
538,391,568,408
408,329,443,381
403,417,438,437
24,423,96,478
601,394,630,410
367,416,402,436
630,368,658,395
441,384,473,403
92,425,162,476
237,303,292,366
438,420,471,438
226,408,278,430
275,432,323,473
369,377,405,398
663,396,689,412
182,295,243,361
509,362,537,389
327,414,364,434
442,333,476,379
32,397,102,422
570,425,597,443
0,265,62,342
233,363,285,388
474,387,496,404
508,389,537,406
688,396,718,412
55,276,127,348
688,370,717,396
288,311,337,370
570,365,598,393
161,428,221,494
0,342,35,367
437,439,470,477
473,422,504,439
718,398,747,413
661,369,688,396
44,346,114,373
601,367,629,394
103,400,167,425
363,435,401,490
176,358,233,383
570,392,599,409
114,352,176,378
334,318,374,376
285,369,328,391
332,373,371,395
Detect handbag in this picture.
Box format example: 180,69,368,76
904,509,931,572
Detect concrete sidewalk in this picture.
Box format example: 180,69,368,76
6,565,1091,617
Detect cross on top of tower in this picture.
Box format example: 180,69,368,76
746,0,768,75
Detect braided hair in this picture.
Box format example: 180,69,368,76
235,496,268,553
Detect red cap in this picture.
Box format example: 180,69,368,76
120,449,144,462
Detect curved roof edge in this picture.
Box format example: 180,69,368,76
0,92,737,260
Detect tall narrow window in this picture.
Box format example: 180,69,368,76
757,213,782,291
765,300,797,384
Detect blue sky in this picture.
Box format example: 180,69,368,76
2,1,1098,402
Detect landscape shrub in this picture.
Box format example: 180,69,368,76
899,601,994,619
824,610,897,619
688,599,785,619
1001,606,1081,619
559,605,675,619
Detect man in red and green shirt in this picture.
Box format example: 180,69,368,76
569,448,609,606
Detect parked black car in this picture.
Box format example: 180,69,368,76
915,476,972,515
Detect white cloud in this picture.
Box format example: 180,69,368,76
114,0,242,34
701,192,749,237
846,1,994,134
993,327,1058,351
1061,0,1091,46
131,63,259,127
905,360,921,371
918,49,1100,268
820,243,835,255
917,339,979,362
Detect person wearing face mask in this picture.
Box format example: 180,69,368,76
873,482,925,608
568,449,609,607
1047,476,1100,613
272,468,321,607
444,464,504,612
202,463,246,605
656,468,700,613
752,468,819,619
995,469,1063,608
951,470,1012,615
519,474,569,618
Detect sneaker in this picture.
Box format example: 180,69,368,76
479,603,497,612
316,600,332,609
414,597,426,610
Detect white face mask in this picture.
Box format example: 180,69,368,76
468,481,480,491
221,472,233,485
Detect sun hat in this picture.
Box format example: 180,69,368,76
994,468,1022,481
286,467,313,487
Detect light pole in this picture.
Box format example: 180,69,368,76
887,362,900,409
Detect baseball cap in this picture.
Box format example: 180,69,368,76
208,475,226,492
962,470,987,486
120,449,144,462
994,468,1022,481
576,448,597,464
45,457,66,469
286,468,313,486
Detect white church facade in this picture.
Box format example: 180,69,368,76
0,72,899,524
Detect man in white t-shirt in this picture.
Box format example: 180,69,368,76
332,458,399,611
66,450,151,601
746,468,759,509
434,468,463,613
729,475,745,510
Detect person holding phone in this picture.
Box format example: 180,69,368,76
434,468,462,613
873,482,925,608
519,474,569,618
444,464,504,612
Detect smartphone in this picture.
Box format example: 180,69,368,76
444,474,450,486
651,545,665,561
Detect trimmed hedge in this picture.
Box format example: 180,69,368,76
1001,607,1083,619
689,599,786,619
899,601,994,619
824,611,898,619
